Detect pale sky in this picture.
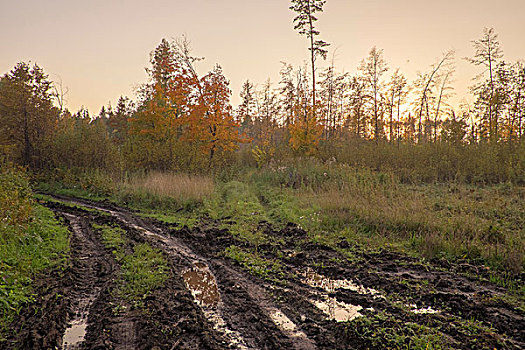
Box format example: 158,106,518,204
1,0,524,114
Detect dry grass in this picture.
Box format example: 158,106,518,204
293,179,525,274
122,172,215,204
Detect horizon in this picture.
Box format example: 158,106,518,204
1,0,525,114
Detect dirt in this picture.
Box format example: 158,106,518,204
2,194,524,349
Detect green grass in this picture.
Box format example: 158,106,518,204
91,223,169,308
93,223,127,261
118,243,169,307
0,205,70,335
224,245,284,282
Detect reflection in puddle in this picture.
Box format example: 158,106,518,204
269,308,316,349
313,296,363,322
302,268,380,296
62,320,87,348
183,262,220,307
182,262,249,349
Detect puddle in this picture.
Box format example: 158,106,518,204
269,309,298,332
182,262,249,349
183,262,220,307
301,268,380,296
313,296,363,322
62,319,87,348
269,308,317,349
408,304,439,314
61,214,102,349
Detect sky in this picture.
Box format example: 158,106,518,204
1,0,524,114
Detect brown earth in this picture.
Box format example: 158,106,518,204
2,195,524,349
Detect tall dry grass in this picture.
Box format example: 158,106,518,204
119,172,215,209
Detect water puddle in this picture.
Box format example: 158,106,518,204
301,268,381,296
269,308,317,349
408,304,439,314
269,308,297,332
182,262,220,307
62,319,87,348
62,214,101,349
313,296,363,322
181,262,249,349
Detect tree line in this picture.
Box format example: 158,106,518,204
0,19,524,182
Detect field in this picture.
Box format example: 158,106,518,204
1,165,523,349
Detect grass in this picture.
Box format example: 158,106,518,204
34,161,525,284
0,166,70,336
93,223,127,261
247,160,524,276
119,243,169,306
91,223,169,308
116,172,214,211
224,245,284,282
0,205,70,335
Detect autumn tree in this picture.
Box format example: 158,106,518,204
290,0,329,109
0,62,59,168
288,66,323,155
191,65,242,168
129,38,195,170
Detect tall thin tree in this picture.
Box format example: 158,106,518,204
290,0,329,109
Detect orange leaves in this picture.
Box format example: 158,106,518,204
189,65,244,162
129,40,242,170
288,112,323,156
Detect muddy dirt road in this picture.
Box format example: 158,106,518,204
3,195,524,349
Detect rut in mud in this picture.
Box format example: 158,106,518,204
4,194,524,349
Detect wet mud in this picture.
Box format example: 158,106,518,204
4,194,524,349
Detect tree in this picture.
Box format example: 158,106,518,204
193,65,242,167
386,69,407,143
319,59,348,138
129,38,196,169
107,96,133,146
441,110,467,145
360,47,388,141
467,28,503,142
432,65,455,142
290,0,330,109
288,66,323,155
414,50,454,142
237,80,256,132
0,62,59,168
279,62,297,127
345,75,368,138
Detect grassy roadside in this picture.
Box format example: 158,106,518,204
0,167,70,337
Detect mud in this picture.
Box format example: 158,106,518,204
3,194,524,349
